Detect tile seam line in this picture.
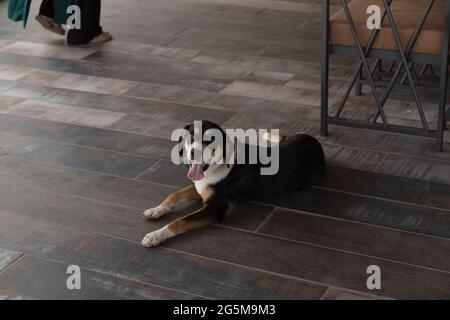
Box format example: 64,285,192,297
3,156,450,245
2,153,449,243
23,252,212,300
2,196,450,276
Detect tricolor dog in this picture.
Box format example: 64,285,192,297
141,120,325,247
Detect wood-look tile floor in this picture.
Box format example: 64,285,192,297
0,0,449,300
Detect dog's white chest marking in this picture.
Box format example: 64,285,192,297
194,165,232,194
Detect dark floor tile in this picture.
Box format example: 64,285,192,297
0,114,173,159
0,79,16,94
377,154,450,185
0,255,198,300
0,290,34,300
138,159,191,187
0,155,273,232
318,166,450,210
322,288,383,300
0,211,326,300
162,223,450,299
0,131,158,178
258,208,450,272
0,248,22,272
264,188,450,239
2,83,234,123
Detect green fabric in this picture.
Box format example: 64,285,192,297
8,0,76,28
8,0,31,27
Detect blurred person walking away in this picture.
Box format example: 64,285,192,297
8,0,112,44
66,0,112,45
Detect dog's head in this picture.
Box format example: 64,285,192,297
180,120,228,181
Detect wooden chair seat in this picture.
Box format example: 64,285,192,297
330,0,448,55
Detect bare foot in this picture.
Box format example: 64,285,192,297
89,32,113,44
35,15,65,36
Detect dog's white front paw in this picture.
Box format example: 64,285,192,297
142,205,170,220
141,228,171,248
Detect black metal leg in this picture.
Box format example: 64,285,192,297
382,0,430,131
355,69,362,96
320,0,330,136
372,0,434,131
437,2,450,151
342,0,389,125
334,4,391,119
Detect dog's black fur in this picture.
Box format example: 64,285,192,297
184,120,325,214
141,120,325,247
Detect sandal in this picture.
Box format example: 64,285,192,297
89,32,113,44
35,15,65,36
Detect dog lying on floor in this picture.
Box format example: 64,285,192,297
141,120,325,247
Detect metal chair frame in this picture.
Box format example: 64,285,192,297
321,0,450,151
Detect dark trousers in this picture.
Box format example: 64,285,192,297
68,0,102,45
39,0,54,18
39,0,103,45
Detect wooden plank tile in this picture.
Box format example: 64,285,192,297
0,155,175,210
2,169,445,298
318,166,450,210
377,154,450,185
221,80,327,106
0,210,326,300
0,41,98,60
21,69,139,95
108,113,200,139
0,65,33,81
264,188,450,239
83,50,295,85
322,288,384,300
190,52,353,80
138,159,190,187
1,51,231,92
0,255,198,300
0,114,173,159
157,220,450,299
26,143,158,179
0,155,272,232
0,99,126,129
179,0,324,14
0,79,16,93
0,248,22,272
125,81,321,118
101,41,201,60
0,132,158,178
258,208,450,272
318,125,450,163
322,144,386,171
0,290,33,300
1,83,234,124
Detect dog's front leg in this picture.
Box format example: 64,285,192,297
142,185,201,220
141,204,224,247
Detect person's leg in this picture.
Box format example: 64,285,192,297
39,0,54,18
68,0,110,45
36,0,65,35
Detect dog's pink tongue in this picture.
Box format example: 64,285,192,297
188,164,204,181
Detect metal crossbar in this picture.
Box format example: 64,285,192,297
341,0,389,125
372,0,435,130
321,0,450,151
334,4,391,118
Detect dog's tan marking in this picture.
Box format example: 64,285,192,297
162,185,200,209
263,132,288,144
142,185,201,220
200,186,214,203
167,217,207,235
